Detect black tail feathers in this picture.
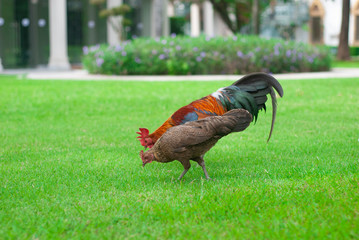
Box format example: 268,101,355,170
232,72,284,98
231,72,284,142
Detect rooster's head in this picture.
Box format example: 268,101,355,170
136,128,154,149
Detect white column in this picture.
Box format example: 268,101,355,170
162,0,169,36
167,1,174,17
190,3,200,37
48,0,70,70
150,0,156,37
167,1,174,35
203,1,214,37
107,0,122,45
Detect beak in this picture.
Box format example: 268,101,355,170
144,146,148,150
142,162,146,167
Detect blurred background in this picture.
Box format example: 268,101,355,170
0,0,358,70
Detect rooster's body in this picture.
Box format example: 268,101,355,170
137,73,284,148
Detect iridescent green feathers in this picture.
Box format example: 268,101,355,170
214,72,284,142
216,87,259,122
232,72,284,142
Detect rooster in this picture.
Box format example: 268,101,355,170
137,72,284,149
140,109,253,180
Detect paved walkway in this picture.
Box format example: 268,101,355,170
1,67,358,81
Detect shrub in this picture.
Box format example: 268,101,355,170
82,34,332,75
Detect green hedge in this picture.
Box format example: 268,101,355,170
82,34,332,75
329,46,359,57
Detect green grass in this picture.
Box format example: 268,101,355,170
332,59,359,68
1,75,358,239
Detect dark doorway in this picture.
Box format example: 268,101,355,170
14,0,30,67
0,0,49,68
0,0,106,68
67,0,107,64
67,0,84,64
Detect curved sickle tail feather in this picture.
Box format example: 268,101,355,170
232,72,284,142
268,88,277,142
232,72,284,97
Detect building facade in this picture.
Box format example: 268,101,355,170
0,0,169,69
308,0,359,47
0,0,108,69
0,0,358,70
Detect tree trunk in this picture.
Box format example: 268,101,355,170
252,0,260,35
337,0,351,60
235,3,242,31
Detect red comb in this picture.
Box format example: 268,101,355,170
136,128,149,146
136,128,149,136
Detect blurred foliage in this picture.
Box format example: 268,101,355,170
90,0,131,40
82,34,332,75
99,5,131,18
205,0,275,33
89,0,105,4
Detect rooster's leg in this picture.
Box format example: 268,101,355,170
194,157,211,180
178,161,191,180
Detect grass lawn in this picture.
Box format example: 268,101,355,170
332,59,359,68
0,75,358,239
